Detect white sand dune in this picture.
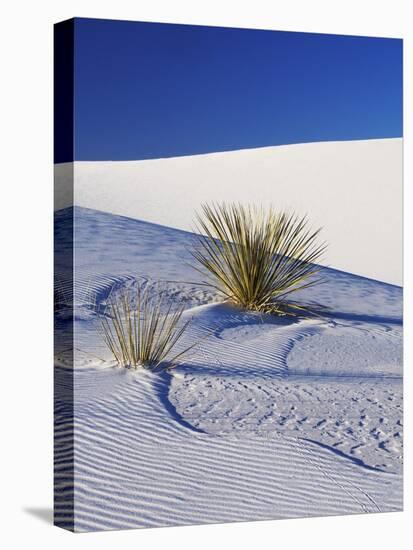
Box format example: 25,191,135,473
55,138,402,285
54,365,401,532
54,207,402,532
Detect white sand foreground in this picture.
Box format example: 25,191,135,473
54,207,402,532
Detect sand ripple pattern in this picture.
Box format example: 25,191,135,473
54,208,403,531
54,366,401,532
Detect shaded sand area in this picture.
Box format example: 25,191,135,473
54,207,402,532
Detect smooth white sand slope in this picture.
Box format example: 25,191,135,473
54,208,402,532
55,138,402,285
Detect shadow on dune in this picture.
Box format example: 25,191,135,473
152,371,206,434
55,207,403,327
300,438,389,474
321,310,402,326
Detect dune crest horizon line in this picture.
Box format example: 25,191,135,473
55,136,402,164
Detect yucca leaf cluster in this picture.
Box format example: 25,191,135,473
99,285,195,371
191,203,326,314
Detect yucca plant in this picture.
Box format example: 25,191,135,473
191,203,326,315
98,284,196,371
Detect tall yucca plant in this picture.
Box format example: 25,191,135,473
99,284,196,371
191,203,326,315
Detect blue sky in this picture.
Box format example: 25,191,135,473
68,18,402,162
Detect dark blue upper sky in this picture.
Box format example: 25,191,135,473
70,18,402,162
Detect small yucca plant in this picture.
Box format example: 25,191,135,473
98,284,196,371
191,203,326,315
